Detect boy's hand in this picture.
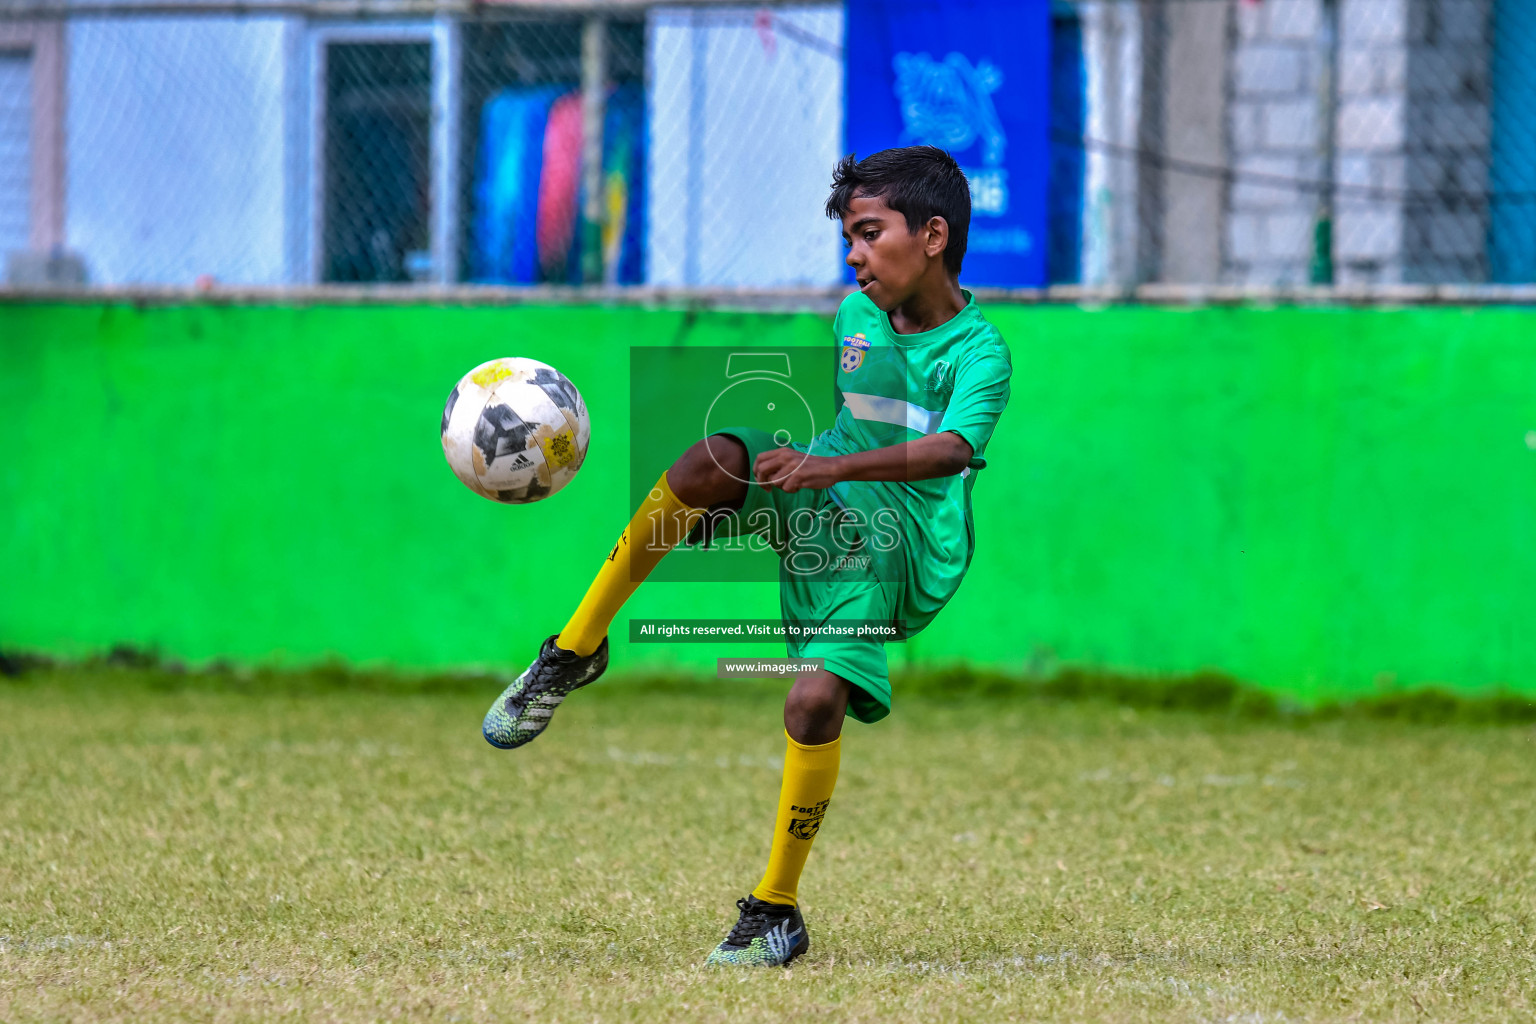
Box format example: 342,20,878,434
753,449,844,493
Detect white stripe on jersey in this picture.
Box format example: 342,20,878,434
841,392,945,435
840,392,972,478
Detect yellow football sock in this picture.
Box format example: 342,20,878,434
556,471,706,656
751,732,841,907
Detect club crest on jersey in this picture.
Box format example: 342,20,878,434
927,359,955,401
840,332,870,373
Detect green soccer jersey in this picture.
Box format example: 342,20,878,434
810,289,1012,629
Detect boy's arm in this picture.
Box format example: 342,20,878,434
753,432,972,493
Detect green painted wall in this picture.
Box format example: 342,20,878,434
2,302,1533,700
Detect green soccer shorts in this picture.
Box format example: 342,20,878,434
690,426,938,724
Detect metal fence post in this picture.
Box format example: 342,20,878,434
1311,0,1338,286
432,12,460,285
581,14,607,285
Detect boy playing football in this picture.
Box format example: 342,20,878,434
482,145,1012,966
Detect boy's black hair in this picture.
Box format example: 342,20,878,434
825,145,971,275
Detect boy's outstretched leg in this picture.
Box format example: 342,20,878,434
708,670,849,966
557,435,748,656
482,436,749,749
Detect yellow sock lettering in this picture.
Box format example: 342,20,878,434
556,472,705,656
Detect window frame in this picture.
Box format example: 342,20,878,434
0,21,65,254
299,18,457,284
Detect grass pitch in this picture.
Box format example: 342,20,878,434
2,668,1534,1022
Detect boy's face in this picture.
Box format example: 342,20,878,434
839,193,944,312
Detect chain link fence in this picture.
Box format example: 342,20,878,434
0,0,1532,294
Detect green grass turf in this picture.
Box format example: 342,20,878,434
3,668,1534,1022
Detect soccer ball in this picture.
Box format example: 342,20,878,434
440,357,591,503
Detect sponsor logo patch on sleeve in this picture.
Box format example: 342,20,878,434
840,332,871,373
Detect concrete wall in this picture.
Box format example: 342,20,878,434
1333,0,1494,285
1334,0,1493,285
4,299,1536,702
1402,0,1492,284
1224,0,1494,287
1227,0,1325,286
1333,0,1409,283
1150,0,1230,284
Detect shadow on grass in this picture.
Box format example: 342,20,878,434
2,644,1533,727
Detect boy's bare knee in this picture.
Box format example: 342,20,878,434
704,435,749,482
784,671,851,745
669,435,747,508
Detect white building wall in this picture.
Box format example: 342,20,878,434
66,17,290,285
0,53,32,260
647,5,843,288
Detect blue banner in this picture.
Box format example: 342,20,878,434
845,0,1052,287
